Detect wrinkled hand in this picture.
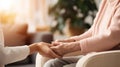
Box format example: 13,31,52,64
36,42,61,58
51,43,69,56
51,38,76,46
55,38,75,43
51,42,81,57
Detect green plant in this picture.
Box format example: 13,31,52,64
49,0,98,35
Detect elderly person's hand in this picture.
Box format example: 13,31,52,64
51,38,76,47
51,42,81,57
55,38,76,43
29,42,61,58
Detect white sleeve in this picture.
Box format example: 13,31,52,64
0,45,30,65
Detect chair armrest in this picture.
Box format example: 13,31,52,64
76,50,120,67
36,53,51,67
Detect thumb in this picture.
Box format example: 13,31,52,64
51,42,60,46
50,46,63,57
50,46,57,50
56,39,66,42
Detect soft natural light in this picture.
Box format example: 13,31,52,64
0,0,30,13
0,0,31,24
0,0,14,11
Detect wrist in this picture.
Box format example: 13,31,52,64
29,43,38,55
74,42,81,51
67,42,81,52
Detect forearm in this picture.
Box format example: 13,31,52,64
80,32,120,54
1,46,29,64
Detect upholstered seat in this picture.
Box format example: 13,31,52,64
36,50,120,67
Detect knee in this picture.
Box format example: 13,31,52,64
43,58,63,67
43,59,55,67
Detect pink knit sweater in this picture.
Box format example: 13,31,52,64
72,0,120,53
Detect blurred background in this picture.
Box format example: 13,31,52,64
0,0,101,36
0,0,101,67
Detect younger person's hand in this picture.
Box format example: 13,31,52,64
37,42,62,58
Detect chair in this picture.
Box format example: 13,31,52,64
76,50,120,67
36,50,120,67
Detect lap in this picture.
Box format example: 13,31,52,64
63,63,76,67
43,56,83,67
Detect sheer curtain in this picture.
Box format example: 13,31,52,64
0,0,58,32
0,0,30,23
28,0,50,32
32,0,48,26
29,0,58,32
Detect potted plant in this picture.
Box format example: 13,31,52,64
49,0,98,36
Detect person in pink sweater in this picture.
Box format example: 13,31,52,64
43,0,120,67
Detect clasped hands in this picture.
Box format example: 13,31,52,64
35,38,80,59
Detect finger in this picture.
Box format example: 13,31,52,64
50,45,60,49
44,46,61,58
56,39,67,42
50,47,63,57
52,41,60,44
50,46,59,53
50,46,57,49
49,49,62,58
51,42,61,46
51,42,61,47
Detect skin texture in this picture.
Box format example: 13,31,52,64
29,42,61,58
29,39,80,58
51,40,81,56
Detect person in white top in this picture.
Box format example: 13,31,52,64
0,25,61,67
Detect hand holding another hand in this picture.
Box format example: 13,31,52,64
51,42,81,57
29,42,61,58
29,40,80,58
51,38,76,46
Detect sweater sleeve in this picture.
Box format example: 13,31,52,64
0,45,30,65
80,6,120,54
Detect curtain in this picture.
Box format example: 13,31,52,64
0,0,30,24
0,0,57,32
